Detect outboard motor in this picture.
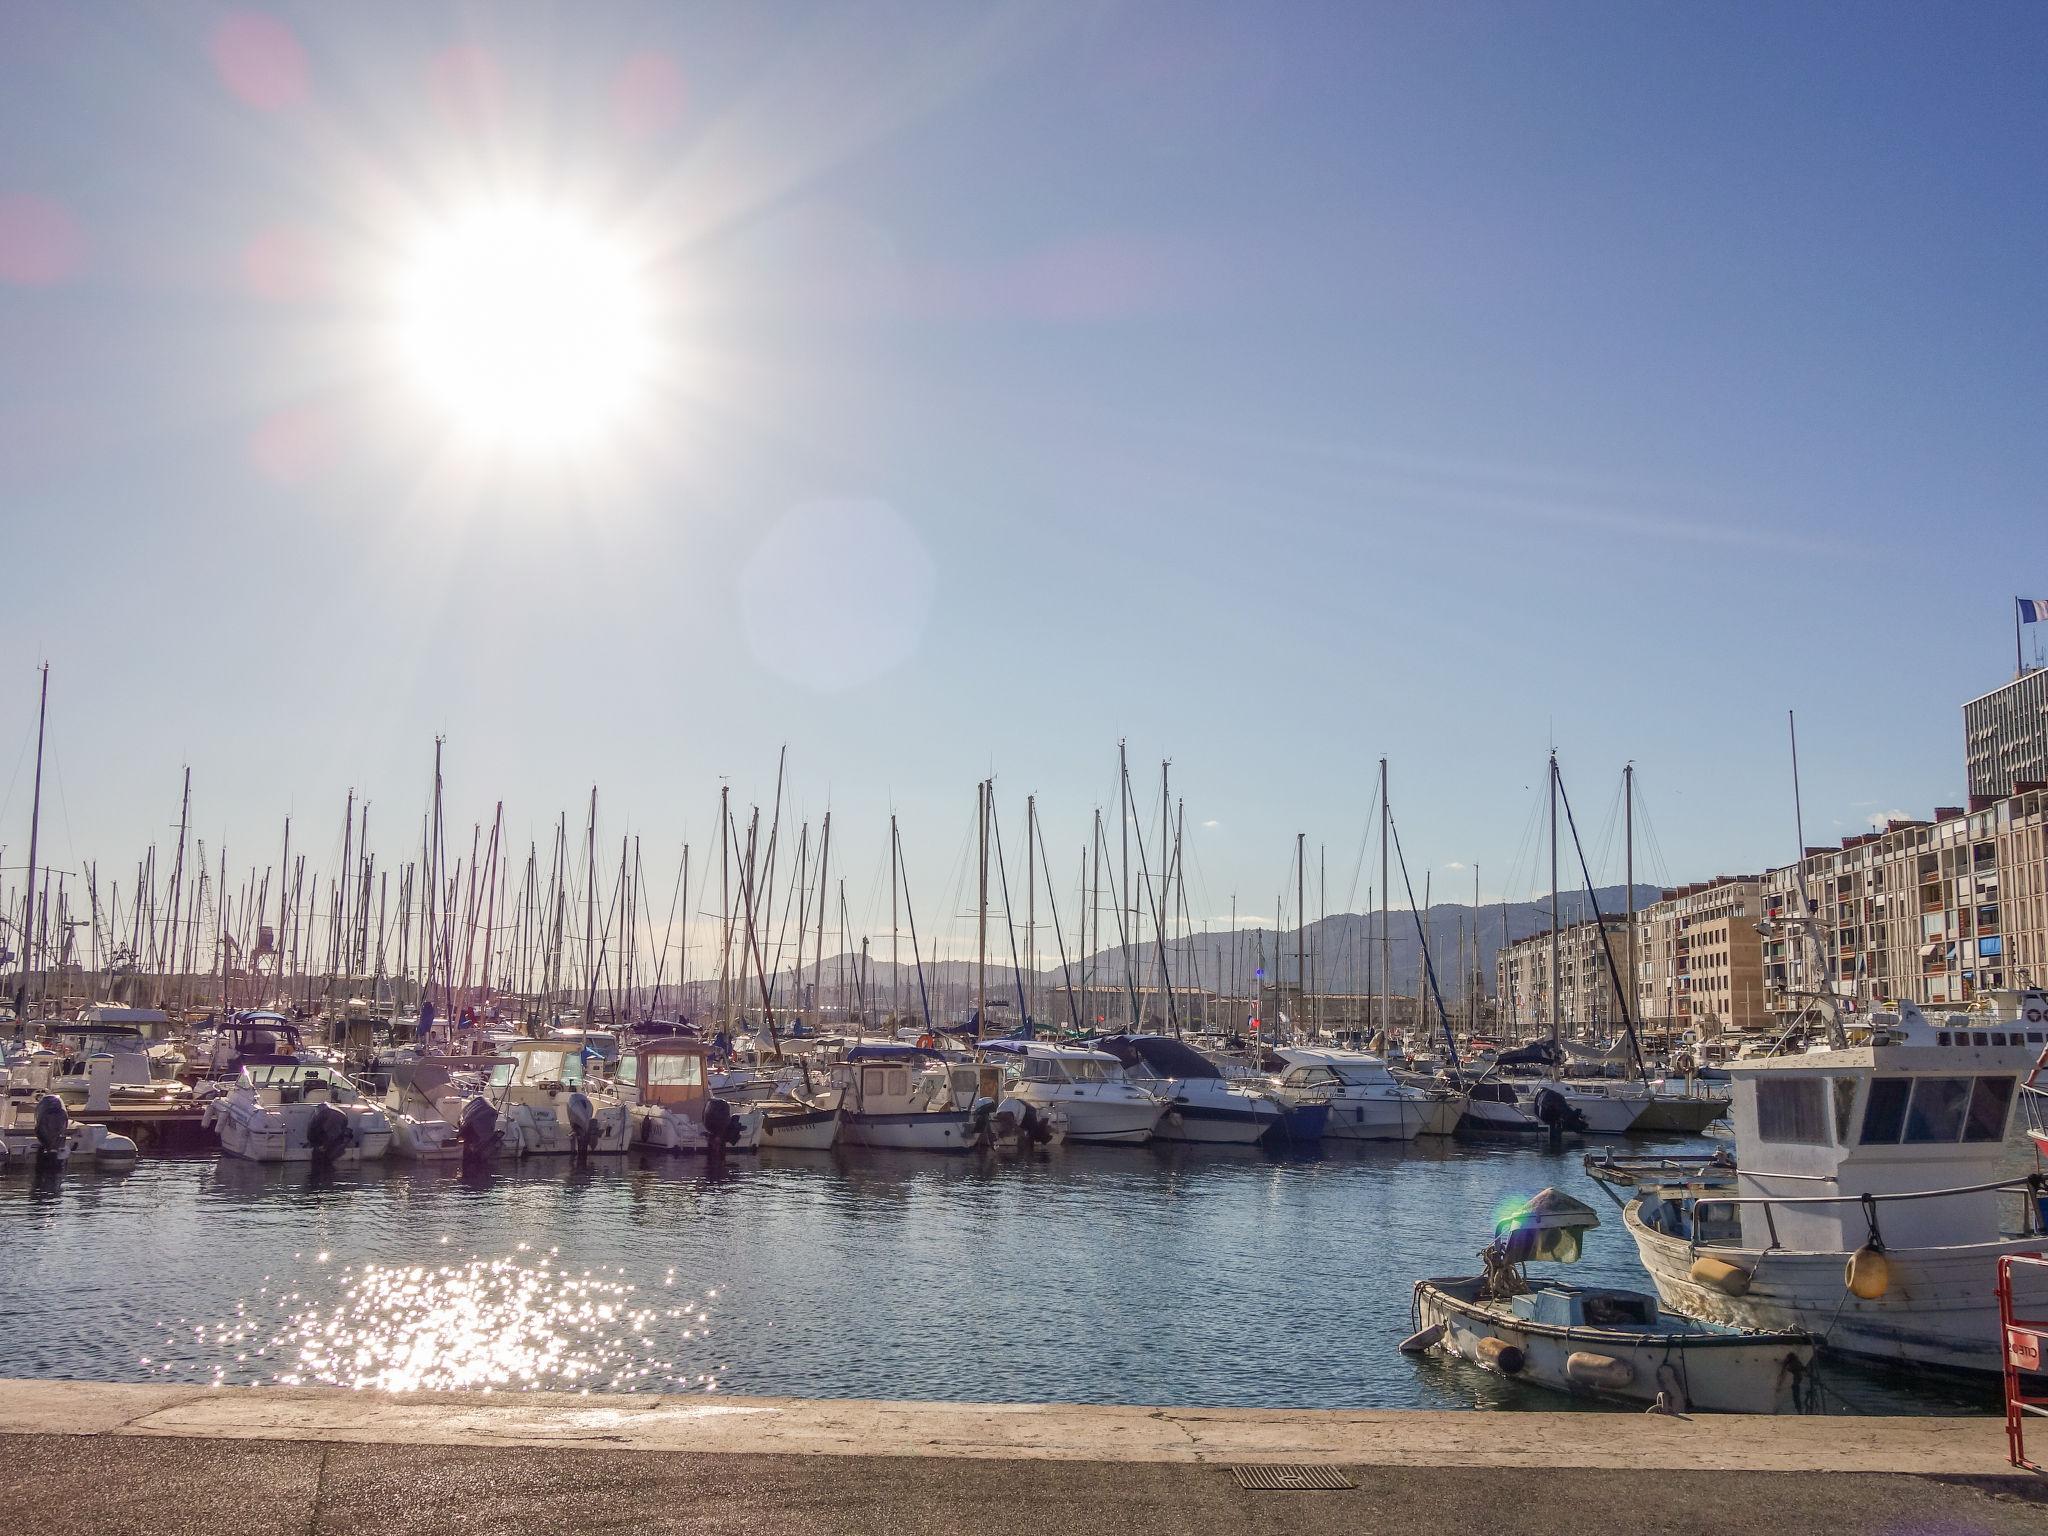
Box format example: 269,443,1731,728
966,1097,996,1148
702,1097,739,1168
307,1100,354,1167
1531,1086,1589,1146
1017,1101,1056,1147
33,1093,68,1162
567,1090,597,1157
458,1096,501,1165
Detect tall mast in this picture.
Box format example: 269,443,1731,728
1548,751,1561,1048
1118,740,1130,1017
1379,757,1390,1042
719,785,732,1032
15,664,47,1013
1295,831,1306,1042
976,780,989,1038
1624,763,1636,1028
582,786,598,1024
812,809,831,1028
889,810,900,1027
1025,794,1036,1026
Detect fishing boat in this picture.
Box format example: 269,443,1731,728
1100,1034,1318,1145
1625,991,2048,1374
1584,1145,1736,1194
483,1039,633,1156
1268,1046,1453,1140
757,1096,844,1150
1409,1188,1818,1412
837,1043,979,1151
981,1040,1166,1144
618,1037,764,1154
382,1053,507,1161
204,1057,393,1165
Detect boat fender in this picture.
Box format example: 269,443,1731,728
1475,1336,1525,1375
1844,1242,1890,1301
1564,1351,1635,1390
917,1034,936,1050
32,1093,67,1156
1688,1256,1752,1296
1397,1323,1445,1355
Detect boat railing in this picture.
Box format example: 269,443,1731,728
1684,1173,2047,1251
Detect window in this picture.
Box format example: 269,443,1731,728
1860,1077,1910,1143
1756,1077,1829,1144
1832,1077,1858,1143
1903,1077,1971,1143
1964,1077,2015,1142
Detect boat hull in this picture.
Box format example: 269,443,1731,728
844,1110,976,1151
1156,1098,1276,1145
1319,1095,1429,1142
635,1104,765,1154
1632,1092,1730,1135
1414,1277,1815,1413
1624,1198,2048,1374
759,1105,842,1151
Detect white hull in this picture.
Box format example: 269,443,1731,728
759,1105,842,1151
212,1102,391,1164
1625,1200,2048,1373
844,1110,976,1151
1156,1101,1273,1144
1415,1278,1815,1414
1319,1095,1430,1142
498,1102,633,1157
635,1104,765,1154
0,1121,139,1168
387,1113,464,1161
1459,1097,1538,1133
1043,1096,1163,1143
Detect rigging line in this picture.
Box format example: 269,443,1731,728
1553,760,1650,1080
1386,806,1458,1071
1030,794,1083,1028
987,797,1031,1023
1343,774,1381,916
895,821,935,1032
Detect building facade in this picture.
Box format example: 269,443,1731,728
1761,787,2048,1010
1963,668,2048,800
1631,877,1768,1037
1495,915,1633,1034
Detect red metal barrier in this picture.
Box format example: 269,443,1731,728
1999,1252,2048,1473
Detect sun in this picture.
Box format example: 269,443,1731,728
393,203,655,451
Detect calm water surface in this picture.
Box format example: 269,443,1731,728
0,1139,1998,1413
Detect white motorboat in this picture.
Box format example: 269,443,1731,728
619,1038,764,1154
204,1057,392,1165
1625,990,2048,1374
1411,1188,1818,1413
1100,1034,1310,1145
758,1098,844,1150
483,1040,633,1156
383,1053,508,1162
1269,1047,1454,1140
0,1055,139,1168
982,1040,1166,1144
837,1044,979,1151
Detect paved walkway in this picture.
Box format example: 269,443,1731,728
0,1381,2039,1535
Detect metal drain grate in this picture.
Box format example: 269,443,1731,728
1229,1464,1356,1492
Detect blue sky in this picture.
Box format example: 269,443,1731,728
2,1,2045,960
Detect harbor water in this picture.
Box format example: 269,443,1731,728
0,1139,2001,1414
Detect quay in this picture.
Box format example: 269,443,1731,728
0,1380,2038,1535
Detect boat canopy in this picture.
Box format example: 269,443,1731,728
981,1039,1119,1063
1494,1039,1560,1068
1096,1034,1221,1080
847,1043,943,1063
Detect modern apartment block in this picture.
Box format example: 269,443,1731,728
1963,667,2048,800
1495,915,1633,1033
1632,876,1769,1036
1760,788,2048,1009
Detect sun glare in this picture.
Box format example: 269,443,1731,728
394,204,654,451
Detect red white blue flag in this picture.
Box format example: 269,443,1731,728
2021,599,2048,624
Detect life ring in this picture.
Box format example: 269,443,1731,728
917,1034,936,1050
1675,1053,1695,1075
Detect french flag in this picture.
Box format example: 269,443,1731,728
2023,599,2048,624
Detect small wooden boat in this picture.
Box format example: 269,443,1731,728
1407,1188,1817,1413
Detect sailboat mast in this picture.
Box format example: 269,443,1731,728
976,780,989,1039
1624,763,1636,1029
1295,831,1306,1043
889,811,900,1028
1548,752,1561,1048
1378,757,1390,1043
15,664,47,1014
1025,794,1035,1026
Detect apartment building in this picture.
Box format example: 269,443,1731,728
1495,915,1633,1033
1633,876,1768,1036
1963,667,2048,800
1761,787,2048,1009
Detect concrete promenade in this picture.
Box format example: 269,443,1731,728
0,1380,2039,1534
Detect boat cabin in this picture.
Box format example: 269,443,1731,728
212,1013,305,1076
1508,1286,1658,1329
239,1058,364,1105
491,1041,591,1092
1272,1048,1402,1091
1721,993,2042,1251
981,1040,1126,1087
618,1040,712,1109
842,1043,950,1114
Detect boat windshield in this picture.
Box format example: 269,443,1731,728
241,1061,355,1098
496,1048,584,1088
642,1053,704,1088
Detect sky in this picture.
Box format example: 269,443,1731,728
2,1,2046,961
